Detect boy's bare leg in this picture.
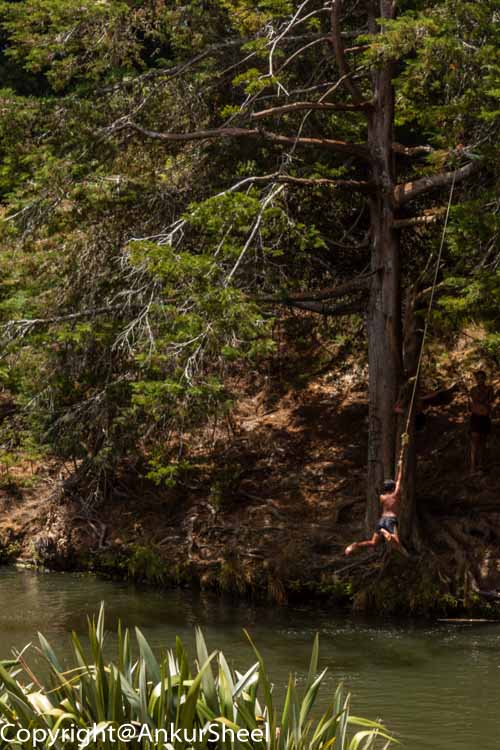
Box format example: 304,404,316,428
381,527,409,557
345,532,382,556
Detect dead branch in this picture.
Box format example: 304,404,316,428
1,305,131,340
329,0,365,104
394,161,481,205
237,173,373,192
393,143,435,157
124,122,370,159
272,299,365,316
258,270,376,304
394,209,447,228
252,100,373,120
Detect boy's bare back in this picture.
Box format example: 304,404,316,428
380,486,401,516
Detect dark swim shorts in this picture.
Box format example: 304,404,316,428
470,414,491,436
376,516,398,535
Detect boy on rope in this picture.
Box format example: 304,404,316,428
469,370,494,474
344,459,403,556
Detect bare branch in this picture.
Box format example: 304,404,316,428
124,122,260,143
394,209,446,228
393,143,435,157
393,143,481,161
394,162,481,205
329,0,365,104
238,173,374,193
125,121,370,159
344,44,371,54
102,33,335,93
2,306,129,338
252,100,373,120
259,271,376,304
268,0,317,78
225,185,285,285
2,302,169,343
262,131,368,159
277,35,329,74
274,299,365,316
327,236,370,249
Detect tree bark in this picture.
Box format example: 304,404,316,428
365,1,403,531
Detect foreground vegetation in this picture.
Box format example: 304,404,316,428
0,606,392,749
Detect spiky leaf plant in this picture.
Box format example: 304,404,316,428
0,605,394,750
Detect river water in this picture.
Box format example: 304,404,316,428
1,567,499,750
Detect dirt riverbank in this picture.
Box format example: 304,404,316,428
1,347,499,617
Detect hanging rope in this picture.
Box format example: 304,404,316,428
399,172,457,461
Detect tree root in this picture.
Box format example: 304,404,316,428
74,515,108,549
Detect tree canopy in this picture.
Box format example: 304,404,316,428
0,0,498,521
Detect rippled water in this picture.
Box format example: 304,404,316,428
1,566,499,750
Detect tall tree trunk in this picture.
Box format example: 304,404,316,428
365,1,403,531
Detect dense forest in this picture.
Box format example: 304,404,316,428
0,0,499,611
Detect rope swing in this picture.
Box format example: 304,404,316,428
399,172,457,462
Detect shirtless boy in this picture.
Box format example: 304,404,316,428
469,370,494,474
344,461,402,556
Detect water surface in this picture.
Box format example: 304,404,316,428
1,567,499,750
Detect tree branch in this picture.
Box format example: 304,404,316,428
260,130,369,158
327,237,370,250
259,271,376,304
252,100,373,120
239,173,373,193
3,306,128,330
124,122,259,143
394,162,481,205
329,0,364,103
1,305,140,342
393,209,446,228
125,121,370,159
393,143,435,157
103,33,340,92
276,299,365,316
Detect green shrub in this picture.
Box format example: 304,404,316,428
0,540,21,564
126,544,166,585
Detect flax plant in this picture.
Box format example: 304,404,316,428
0,606,394,750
